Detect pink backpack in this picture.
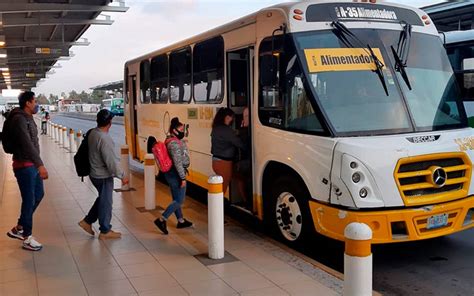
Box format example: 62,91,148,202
151,138,180,173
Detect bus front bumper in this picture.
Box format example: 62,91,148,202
309,196,474,244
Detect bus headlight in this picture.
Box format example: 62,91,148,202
341,154,384,207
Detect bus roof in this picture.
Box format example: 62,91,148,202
125,0,426,66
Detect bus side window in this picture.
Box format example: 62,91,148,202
140,60,151,104
193,36,224,104
259,35,284,127
170,47,192,104
151,54,169,104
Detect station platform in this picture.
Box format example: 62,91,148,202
0,122,343,295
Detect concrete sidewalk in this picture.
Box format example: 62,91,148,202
0,125,343,296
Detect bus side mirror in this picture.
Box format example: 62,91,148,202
260,55,278,87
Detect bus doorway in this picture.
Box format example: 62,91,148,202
128,75,139,160
227,47,254,213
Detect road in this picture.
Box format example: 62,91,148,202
50,114,126,157
52,114,474,296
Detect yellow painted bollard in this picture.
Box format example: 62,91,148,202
58,125,63,146
62,126,69,149
121,145,130,190
52,124,56,141
343,222,373,296
76,130,83,149
69,129,77,153
208,175,224,259
144,153,156,210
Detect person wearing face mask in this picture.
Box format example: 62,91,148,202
6,91,49,251
154,117,192,235
211,107,245,194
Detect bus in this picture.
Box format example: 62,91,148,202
5,101,19,111
102,98,124,116
442,29,474,126
124,0,474,245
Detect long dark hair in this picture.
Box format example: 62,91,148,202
169,117,183,135
147,136,157,153
212,107,234,128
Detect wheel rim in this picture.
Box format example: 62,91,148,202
275,192,303,242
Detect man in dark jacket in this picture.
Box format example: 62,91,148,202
6,91,49,251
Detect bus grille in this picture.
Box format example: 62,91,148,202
395,153,472,206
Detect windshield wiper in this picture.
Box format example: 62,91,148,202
331,21,389,96
391,21,412,90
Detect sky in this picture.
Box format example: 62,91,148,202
33,0,442,97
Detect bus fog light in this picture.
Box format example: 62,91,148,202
359,188,368,198
352,172,361,183
350,162,358,169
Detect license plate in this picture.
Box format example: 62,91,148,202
427,213,449,230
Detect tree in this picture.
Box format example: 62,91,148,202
37,94,49,105
68,90,80,102
90,90,106,104
48,94,59,104
79,91,89,103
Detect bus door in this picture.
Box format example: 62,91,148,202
227,46,254,213
128,75,139,160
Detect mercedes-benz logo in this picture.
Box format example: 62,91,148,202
431,167,447,188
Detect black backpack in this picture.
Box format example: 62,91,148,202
74,129,93,181
1,110,22,154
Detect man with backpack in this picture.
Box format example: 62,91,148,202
4,91,48,251
78,109,129,239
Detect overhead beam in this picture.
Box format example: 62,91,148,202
5,56,69,64
0,4,129,14
2,18,114,28
3,40,90,48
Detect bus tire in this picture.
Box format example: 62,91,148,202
264,175,314,245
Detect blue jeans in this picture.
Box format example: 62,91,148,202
84,177,114,233
162,169,186,220
14,166,44,237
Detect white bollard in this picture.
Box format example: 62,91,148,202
343,223,373,296
208,175,225,260
62,127,69,149
54,124,59,142
144,153,156,210
121,145,130,191
69,129,77,153
58,125,63,145
76,130,83,149
51,123,55,140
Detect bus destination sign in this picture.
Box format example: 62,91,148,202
335,6,398,21
306,3,423,26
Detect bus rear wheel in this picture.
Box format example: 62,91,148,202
265,176,314,245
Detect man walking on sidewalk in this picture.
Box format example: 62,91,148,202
6,91,49,251
78,109,129,239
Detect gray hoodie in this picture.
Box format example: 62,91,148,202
9,108,44,167
88,127,123,179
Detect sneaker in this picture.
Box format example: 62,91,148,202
177,219,193,229
22,236,42,251
154,218,168,235
78,220,95,236
7,226,25,241
98,230,121,240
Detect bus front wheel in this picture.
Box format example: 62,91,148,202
265,176,314,245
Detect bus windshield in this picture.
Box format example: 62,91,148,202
294,29,467,136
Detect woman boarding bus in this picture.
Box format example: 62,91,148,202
124,0,474,245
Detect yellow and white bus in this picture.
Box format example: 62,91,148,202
124,0,474,244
